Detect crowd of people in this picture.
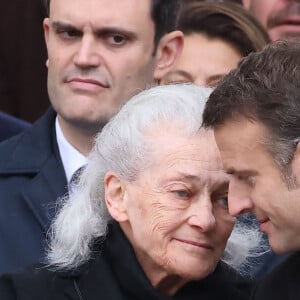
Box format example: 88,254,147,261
0,0,300,299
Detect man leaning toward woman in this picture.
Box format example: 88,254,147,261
0,84,263,299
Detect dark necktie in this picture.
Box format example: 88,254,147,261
69,165,85,192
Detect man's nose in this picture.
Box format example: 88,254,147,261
228,180,254,217
74,35,101,68
187,198,216,232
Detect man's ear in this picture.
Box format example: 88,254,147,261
153,30,183,81
43,18,50,47
104,172,128,222
43,18,50,67
291,143,300,184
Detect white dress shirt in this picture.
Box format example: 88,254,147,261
55,118,87,187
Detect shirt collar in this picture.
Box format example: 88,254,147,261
55,118,87,185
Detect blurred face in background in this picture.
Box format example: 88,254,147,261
161,33,241,87
243,0,300,41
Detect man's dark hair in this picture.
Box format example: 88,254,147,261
44,0,180,47
150,0,180,46
202,40,300,177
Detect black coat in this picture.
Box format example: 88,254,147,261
251,252,300,300
0,108,68,275
0,223,252,300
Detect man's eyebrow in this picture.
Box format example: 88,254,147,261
94,27,137,40
51,21,76,30
226,168,258,177
51,21,137,39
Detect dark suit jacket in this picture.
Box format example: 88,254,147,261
0,108,68,275
0,223,252,300
252,252,300,300
0,112,31,142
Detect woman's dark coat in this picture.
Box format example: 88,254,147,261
0,224,252,300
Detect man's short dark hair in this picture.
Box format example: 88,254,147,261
44,0,180,48
202,40,300,177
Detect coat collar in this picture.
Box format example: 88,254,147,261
60,223,251,300
0,108,60,173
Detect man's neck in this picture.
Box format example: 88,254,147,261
57,116,97,156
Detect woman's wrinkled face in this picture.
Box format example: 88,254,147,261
111,125,235,285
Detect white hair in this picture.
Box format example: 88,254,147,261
47,84,265,274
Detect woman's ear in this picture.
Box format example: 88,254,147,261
153,30,183,81
104,172,128,222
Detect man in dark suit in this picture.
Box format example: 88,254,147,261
0,0,183,275
202,40,300,299
0,112,31,142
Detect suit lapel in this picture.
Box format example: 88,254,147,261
2,108,69,232
21,154,68,231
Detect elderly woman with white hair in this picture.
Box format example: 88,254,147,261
0,84,263,299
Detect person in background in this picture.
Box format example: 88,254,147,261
242,0,300,41
162,1,279,278
203,40,300,299
0,112,31,142
0,0,183,275
0,84,263,300
161,1,270,87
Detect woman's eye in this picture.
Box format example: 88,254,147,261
175,190,190,198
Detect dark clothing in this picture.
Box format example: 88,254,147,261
237,215,287,278
0,223,252,300
0,112,31,142
0,0,49,122
0,108,68,275
251,252,300,300
247,246,287,278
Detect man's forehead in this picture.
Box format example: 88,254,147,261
214,118,270,168
49,0,152,18
215,118,267,146
49,0,155,37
